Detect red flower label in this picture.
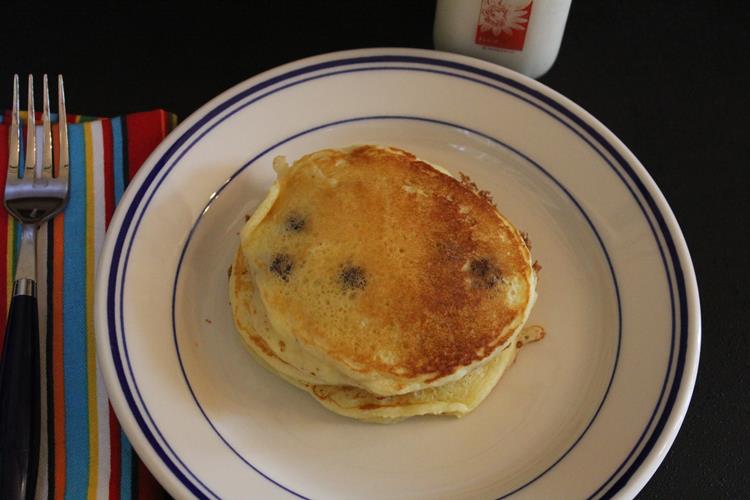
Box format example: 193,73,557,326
475,0,533,51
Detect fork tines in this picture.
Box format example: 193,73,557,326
8,74,68,183
5,74,69,225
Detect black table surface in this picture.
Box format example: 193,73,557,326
3,2,748,498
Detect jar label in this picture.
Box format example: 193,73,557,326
475,0,533,51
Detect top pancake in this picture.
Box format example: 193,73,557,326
240,146,536,396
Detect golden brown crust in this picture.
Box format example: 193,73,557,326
242,146,535,388
231,252,288,364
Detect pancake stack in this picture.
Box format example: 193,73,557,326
229,146,540,423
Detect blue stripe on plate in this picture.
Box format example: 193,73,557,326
170,115,622,500
107,137,215,499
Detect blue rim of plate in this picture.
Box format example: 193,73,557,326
173,114,623,500
103,53,693,499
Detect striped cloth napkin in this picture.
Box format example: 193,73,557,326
0,110,177,499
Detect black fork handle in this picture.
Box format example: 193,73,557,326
0,292,40,500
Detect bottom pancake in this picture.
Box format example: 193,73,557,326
246,332,520,423
230,248,543,423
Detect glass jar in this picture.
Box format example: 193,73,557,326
433,0,572,79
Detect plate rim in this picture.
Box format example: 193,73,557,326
94,47,701,500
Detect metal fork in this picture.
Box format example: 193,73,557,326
0,74,69,500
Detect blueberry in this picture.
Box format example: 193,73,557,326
285,213,306,232
270,253,293,281
340,265,366,290
470,258,501,289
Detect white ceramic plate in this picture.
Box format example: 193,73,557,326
95,48,700,499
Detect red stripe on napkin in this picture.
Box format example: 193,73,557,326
125,111,169,182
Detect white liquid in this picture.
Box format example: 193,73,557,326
433,0,572,79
